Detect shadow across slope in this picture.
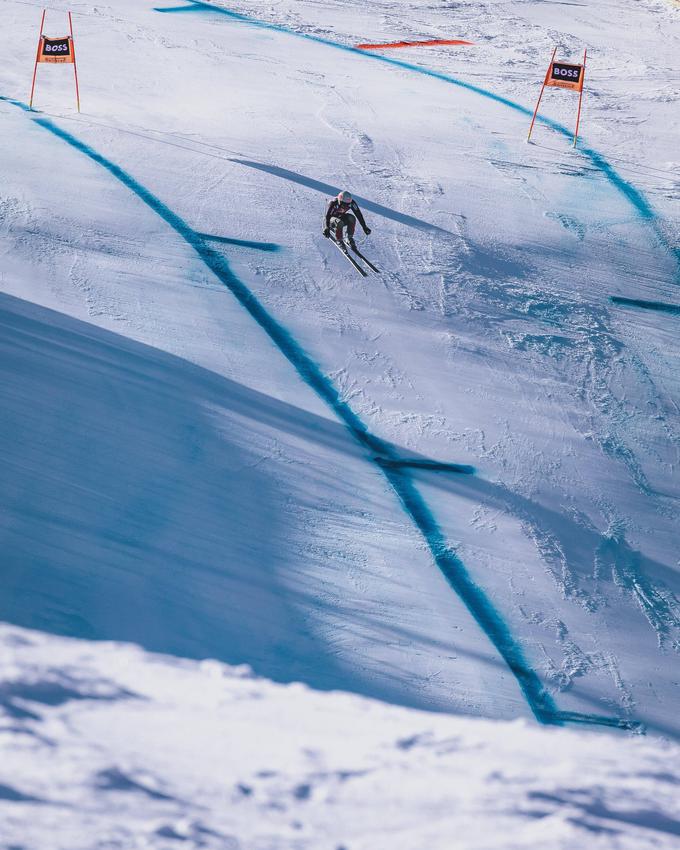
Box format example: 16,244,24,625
0,292,412,706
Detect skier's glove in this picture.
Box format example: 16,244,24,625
364,227,371,236
323,228,331,238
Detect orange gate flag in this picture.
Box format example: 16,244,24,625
527,48,587,146
29,10,81,112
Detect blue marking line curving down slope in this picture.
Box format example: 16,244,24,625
0,91,639,732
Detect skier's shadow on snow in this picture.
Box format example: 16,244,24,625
229,158,459,237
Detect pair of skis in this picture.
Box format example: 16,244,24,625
329,235,380,278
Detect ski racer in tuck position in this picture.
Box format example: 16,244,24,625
323,190,371,249
322,190,380,277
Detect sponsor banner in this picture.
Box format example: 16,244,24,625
39,36,74,64
547,61,583,91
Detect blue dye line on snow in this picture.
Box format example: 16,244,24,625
376,458,475,475
610,296,680,316
158,1,680,284
555,711,643,733
197,232,282,252
0,94,638,730
156,3,211,10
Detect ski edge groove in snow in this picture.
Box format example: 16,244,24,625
0,94,641,732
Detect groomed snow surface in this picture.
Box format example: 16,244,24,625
1,0,679,847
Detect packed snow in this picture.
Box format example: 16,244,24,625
1,0,679,846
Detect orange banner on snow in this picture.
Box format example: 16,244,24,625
355,38,474,50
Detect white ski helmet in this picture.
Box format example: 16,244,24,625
337,190,352,203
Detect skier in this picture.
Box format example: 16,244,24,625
323,190,371,249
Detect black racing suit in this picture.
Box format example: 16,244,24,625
324,198,369,243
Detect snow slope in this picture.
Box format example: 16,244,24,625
1,0,679,843
2,624,680,850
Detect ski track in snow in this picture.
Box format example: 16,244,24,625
1,0,679,742
154,0,680,689
158,5,680,506
0,95,573,729
163,1,680,281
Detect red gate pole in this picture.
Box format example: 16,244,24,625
572,48,587,147
527,46,557,142
69,11,81,112
29,8,46,110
